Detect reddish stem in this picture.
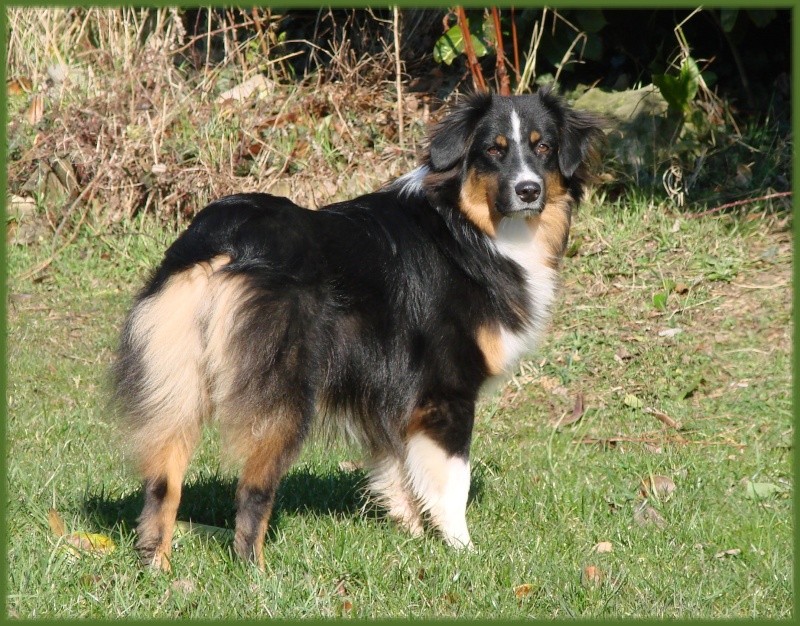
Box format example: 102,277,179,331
491,7,510,95
456,6,487,93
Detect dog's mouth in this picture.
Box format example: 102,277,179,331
497,195,545,217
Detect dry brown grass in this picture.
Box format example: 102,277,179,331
6,8,425,234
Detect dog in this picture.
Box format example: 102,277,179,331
113,86,604,570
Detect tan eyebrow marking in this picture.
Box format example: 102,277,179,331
529,130,541,144
495,134,508,148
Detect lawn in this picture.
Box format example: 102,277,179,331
5,191,792,618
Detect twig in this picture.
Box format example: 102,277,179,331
576,435,746,449
737,281,789,290
553,30,586,85
455,6,486,93
685,191,792,219
515,8,546,94
491,7,510,95
510,7,520,84
393,6,404,148
666,295,724,321
644,407,682,430
250,8,271,59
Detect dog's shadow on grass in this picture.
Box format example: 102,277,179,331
84,467,370,543
84,464,486,545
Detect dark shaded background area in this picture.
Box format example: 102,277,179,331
182,8,790,119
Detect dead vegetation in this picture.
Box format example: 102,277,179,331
6,8,440,235
6,7,791,248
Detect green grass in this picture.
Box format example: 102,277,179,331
5,198,792,618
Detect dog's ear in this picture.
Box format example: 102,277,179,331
538,86,605,179
427,92,493,171
558,108,606,178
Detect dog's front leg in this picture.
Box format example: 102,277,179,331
403,397,475,550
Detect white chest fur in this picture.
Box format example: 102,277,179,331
493,217,558,370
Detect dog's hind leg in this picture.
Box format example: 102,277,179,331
135,431,199,570
226,410,309,569
404,397,475,549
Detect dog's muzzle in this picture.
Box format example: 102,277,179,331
505,179,544,215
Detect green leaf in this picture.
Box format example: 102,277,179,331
433,26,461,65
576,10,607,34
623,394,643,409
652,292,667,310
433,21,489,65
720,9,739,33
679,377,704,400
652,56,701,116
701,69,718,88
679,57,701,102
174,520,235,540
746,9,777,28
583,36,604,63
743,480,786,500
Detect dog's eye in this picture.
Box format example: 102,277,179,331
535,143,551,156
486,145,503,157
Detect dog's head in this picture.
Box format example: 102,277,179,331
423,87,604,238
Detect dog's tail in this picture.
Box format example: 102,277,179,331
112,254,235,475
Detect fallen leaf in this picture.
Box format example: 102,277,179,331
633,501,667,529
217,74,273,103
7,77,32,95
173,520,234,540
613,346,635,364
48,508,66,537
170,578,197,594
551,392,585,427
623,393,643,409
64,532,116,555
514,583,535,598
25,93,45,125
714,548,741,559
581,565,604,587
735,163,752,187
658,327,683,338
341,599,353,613
593,541,613,554
742,480,785,500
674,282,689,294
639,475,676,500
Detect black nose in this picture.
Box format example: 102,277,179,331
515,180,541,204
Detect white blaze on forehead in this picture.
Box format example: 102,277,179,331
510,108,540,184
510,108,523,143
